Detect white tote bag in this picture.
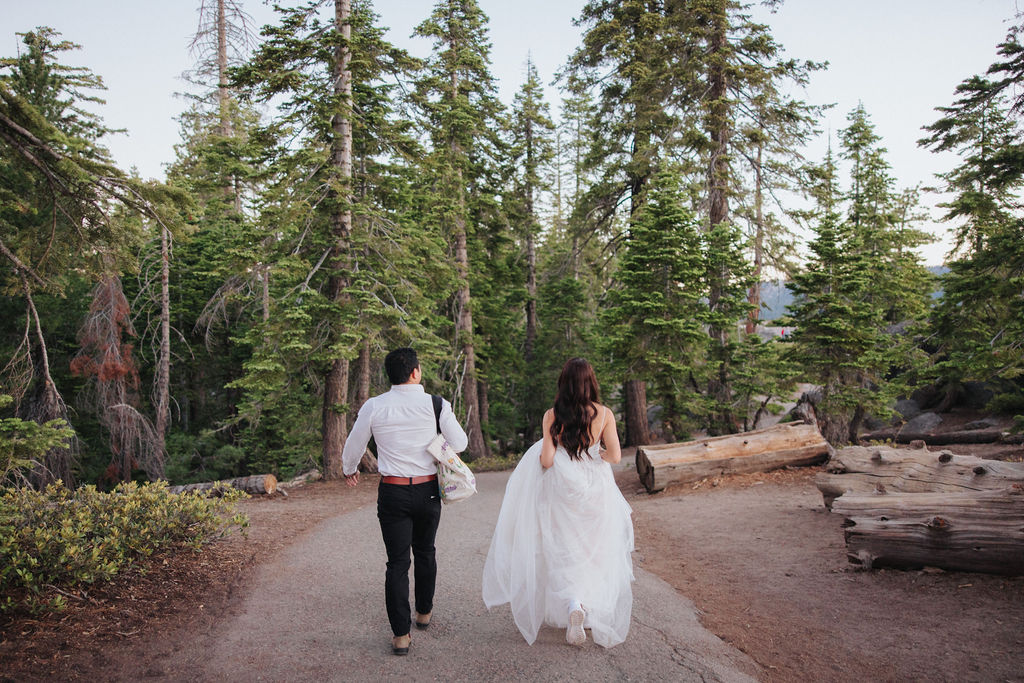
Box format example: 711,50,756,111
429,395,477,504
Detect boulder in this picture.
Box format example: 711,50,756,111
903,411,942,433
894,398,922,421
910,385,942,410
961,381,995,409
863,415,887,431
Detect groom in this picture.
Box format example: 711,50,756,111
341,348,469,655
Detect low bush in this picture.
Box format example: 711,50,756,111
0,394,75,486
0,481,248,613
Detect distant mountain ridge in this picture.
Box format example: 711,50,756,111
758,265,949,322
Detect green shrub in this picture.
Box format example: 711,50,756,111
0,481,247,613
0,394,75,485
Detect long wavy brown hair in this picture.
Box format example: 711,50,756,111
550,358,601,461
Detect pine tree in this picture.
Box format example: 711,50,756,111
672,0,823,433
566,0,692,444
786,142,925,444
412,0,506,460
841,105,933,327
507,58,555,443
920,76,1024,406
602,170,706,441
227,0,442,476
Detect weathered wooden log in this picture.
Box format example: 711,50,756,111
833,484,1024,575
816,445,1024,509
636,422,830,493
859,429,1022,445
278,469,322,489
169,474,278,496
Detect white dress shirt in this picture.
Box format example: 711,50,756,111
341,383,469,477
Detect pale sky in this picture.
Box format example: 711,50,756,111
4,0,1021,265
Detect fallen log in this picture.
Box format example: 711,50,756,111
636,422,831,493
859,429,1023,445
816,445,1024,509
278,469,322,489
833,484,1024,575
169,474,278,496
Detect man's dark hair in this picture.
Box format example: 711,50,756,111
384,347,419,385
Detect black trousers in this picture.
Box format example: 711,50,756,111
377,480,442,636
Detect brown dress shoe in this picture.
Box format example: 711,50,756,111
414,612,432,630
392,634,411,655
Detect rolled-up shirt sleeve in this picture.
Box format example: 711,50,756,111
440,401,471,454
341,398,374,476
439,399,469,453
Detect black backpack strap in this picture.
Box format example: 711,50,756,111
431,394,443,435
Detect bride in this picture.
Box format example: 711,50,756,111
482,358,634,647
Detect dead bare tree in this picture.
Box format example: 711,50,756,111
72,275,163,481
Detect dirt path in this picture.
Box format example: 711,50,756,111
5,446,1023,682
625,466,1024,683
98,471,757,682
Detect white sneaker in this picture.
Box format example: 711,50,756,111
566,606,586,646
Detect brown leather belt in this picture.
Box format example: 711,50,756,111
381,474,438,486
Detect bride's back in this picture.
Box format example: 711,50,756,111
541,359,622,468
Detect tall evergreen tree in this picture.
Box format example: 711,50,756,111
787,136,926,444
840,104,933,326
566,0,690,444
671,0,822,433
602,170,706,441
412,0,505,459
228,0,441,477
507,57,555,442
920,75,1024,406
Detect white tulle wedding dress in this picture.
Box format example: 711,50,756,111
482,439,635,647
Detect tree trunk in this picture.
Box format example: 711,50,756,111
848,403,865,443
261,264,270,322
745,139,763,334
635,422,830,493
153,225,171,479
215,0,241,212
623,379,650,447
348,338,371,426
455,224,487,462
321,0,353,481
354,338,371,411
170,473,278,496
815,445,1024,509
524,87,538,368
833,485,1024,575
705,6,734,435
447,43,488,462
216,0,231,138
